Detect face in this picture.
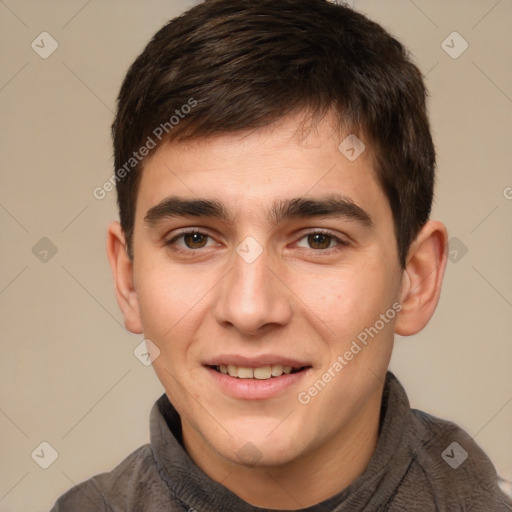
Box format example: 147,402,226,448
128,112,404,469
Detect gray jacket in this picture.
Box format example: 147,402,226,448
50,372,512,511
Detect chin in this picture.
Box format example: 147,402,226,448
216,429,304,468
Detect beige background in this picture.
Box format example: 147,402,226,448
0,0,511,510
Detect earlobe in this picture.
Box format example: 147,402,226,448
395,220,448,336
106,222,143,334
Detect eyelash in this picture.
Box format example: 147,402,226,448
165,229,349,256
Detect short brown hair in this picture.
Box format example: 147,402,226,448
112,0,435,267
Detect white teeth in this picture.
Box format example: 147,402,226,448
253,366,272,379
216,364,302,379
271,364,283,376
237,367,254,379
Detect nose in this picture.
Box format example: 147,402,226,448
213,244,293,336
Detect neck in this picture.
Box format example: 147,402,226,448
182,385,384,509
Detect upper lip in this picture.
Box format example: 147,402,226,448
203,354,311,368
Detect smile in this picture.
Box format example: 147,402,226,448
212,364,307,380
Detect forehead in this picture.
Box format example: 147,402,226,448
135,112,387,223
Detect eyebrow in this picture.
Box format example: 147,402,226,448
144,194,373,227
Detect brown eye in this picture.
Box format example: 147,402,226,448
295,230,348,252
183,232,209,249
307,233,334,250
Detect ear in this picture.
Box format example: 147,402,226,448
395,220,448,336
106,221,143,334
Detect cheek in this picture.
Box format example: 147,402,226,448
298,261,394,321
134,261,205,347
293,259,400,360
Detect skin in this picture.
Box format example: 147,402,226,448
107,111,448,509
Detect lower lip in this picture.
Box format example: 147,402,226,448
205,366,310,400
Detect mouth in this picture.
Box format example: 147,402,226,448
209,364,310,380
203,356,312,399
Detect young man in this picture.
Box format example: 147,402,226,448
52,0,512,510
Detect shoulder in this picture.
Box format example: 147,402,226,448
404,408,512,511
49,444,170,511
